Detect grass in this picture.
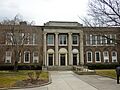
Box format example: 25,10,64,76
95,69,117,79
0,70,48,88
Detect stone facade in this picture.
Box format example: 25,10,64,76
0,21,120,66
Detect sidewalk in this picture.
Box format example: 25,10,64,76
74,73,120,90
10,71,120,90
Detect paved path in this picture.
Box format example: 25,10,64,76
11,71,97,90
11,71,120,90
74,74,120,90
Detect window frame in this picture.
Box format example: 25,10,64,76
72,35,78,46
59,35,67,46
86,51,93,63
95,51,101,62
47,34,54,46
24,51,30,63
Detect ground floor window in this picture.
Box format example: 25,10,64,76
33,51,39,63
112,51,117,62
87,51,92,62
24,51,30,63
95,51,101,62
5,51,12,63
103,51,109,63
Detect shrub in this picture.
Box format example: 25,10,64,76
0,64,42,70
85,63,120,70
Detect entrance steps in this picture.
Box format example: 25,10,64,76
47,66,73,71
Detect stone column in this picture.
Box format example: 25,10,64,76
43,33,47,66
68,33,72,65
80,31,84,65
55,33,59,66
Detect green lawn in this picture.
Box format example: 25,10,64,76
0,70,48,88
95,69,117,79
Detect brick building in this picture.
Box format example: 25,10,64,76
0,21,119,67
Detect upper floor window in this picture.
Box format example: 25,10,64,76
47,35,54,45
72,35,78,45
6,33,13,45
59,35,67,46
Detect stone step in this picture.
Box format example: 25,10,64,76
47,66,73,71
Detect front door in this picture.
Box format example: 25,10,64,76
60,54,65,66
48,54,53,66
73,54,77,65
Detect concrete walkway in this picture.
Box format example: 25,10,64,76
11,71,120,90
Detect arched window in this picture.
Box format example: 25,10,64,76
24,51,30,63
86,51,92,62
33,51,39,63
111,51,117,62
95,51,101,62
103,51,109,63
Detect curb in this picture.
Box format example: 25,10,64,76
0,72,52,90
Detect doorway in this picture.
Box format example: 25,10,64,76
60,54,65,66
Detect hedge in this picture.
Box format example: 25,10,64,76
85,63,120,70
0,64,42,70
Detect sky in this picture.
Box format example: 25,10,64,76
0,0,89,25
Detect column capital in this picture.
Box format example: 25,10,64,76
43,32,47,35
68,32,72,35
55,32,59,35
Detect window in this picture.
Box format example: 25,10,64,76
24,33,30,44
87,51,92,62
97,35,101,45
72,35,78,45
24,51,30,63
112,51,117,62
111,34,116,44
5,51,12,63
103,51,109,63
47,35,54,45
86,34,90,45
95,51,101,62
18,52,21,63
92,35,96,45
33,51,39,63
59,35,67,45
33,33,37,44
107,35,111,44
6,33,13,45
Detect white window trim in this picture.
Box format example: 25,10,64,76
95,51,101,63
33,51,39,63
5,51,12,63
112,51,117,62
47,35,54,46
24,51,30,63
86,51,92,63
103,51,109,63
59,35,67,46
72,35,78,46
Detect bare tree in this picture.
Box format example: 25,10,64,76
86,0,120,27
1,14,42,71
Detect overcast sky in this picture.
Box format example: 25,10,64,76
0,0,89,25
